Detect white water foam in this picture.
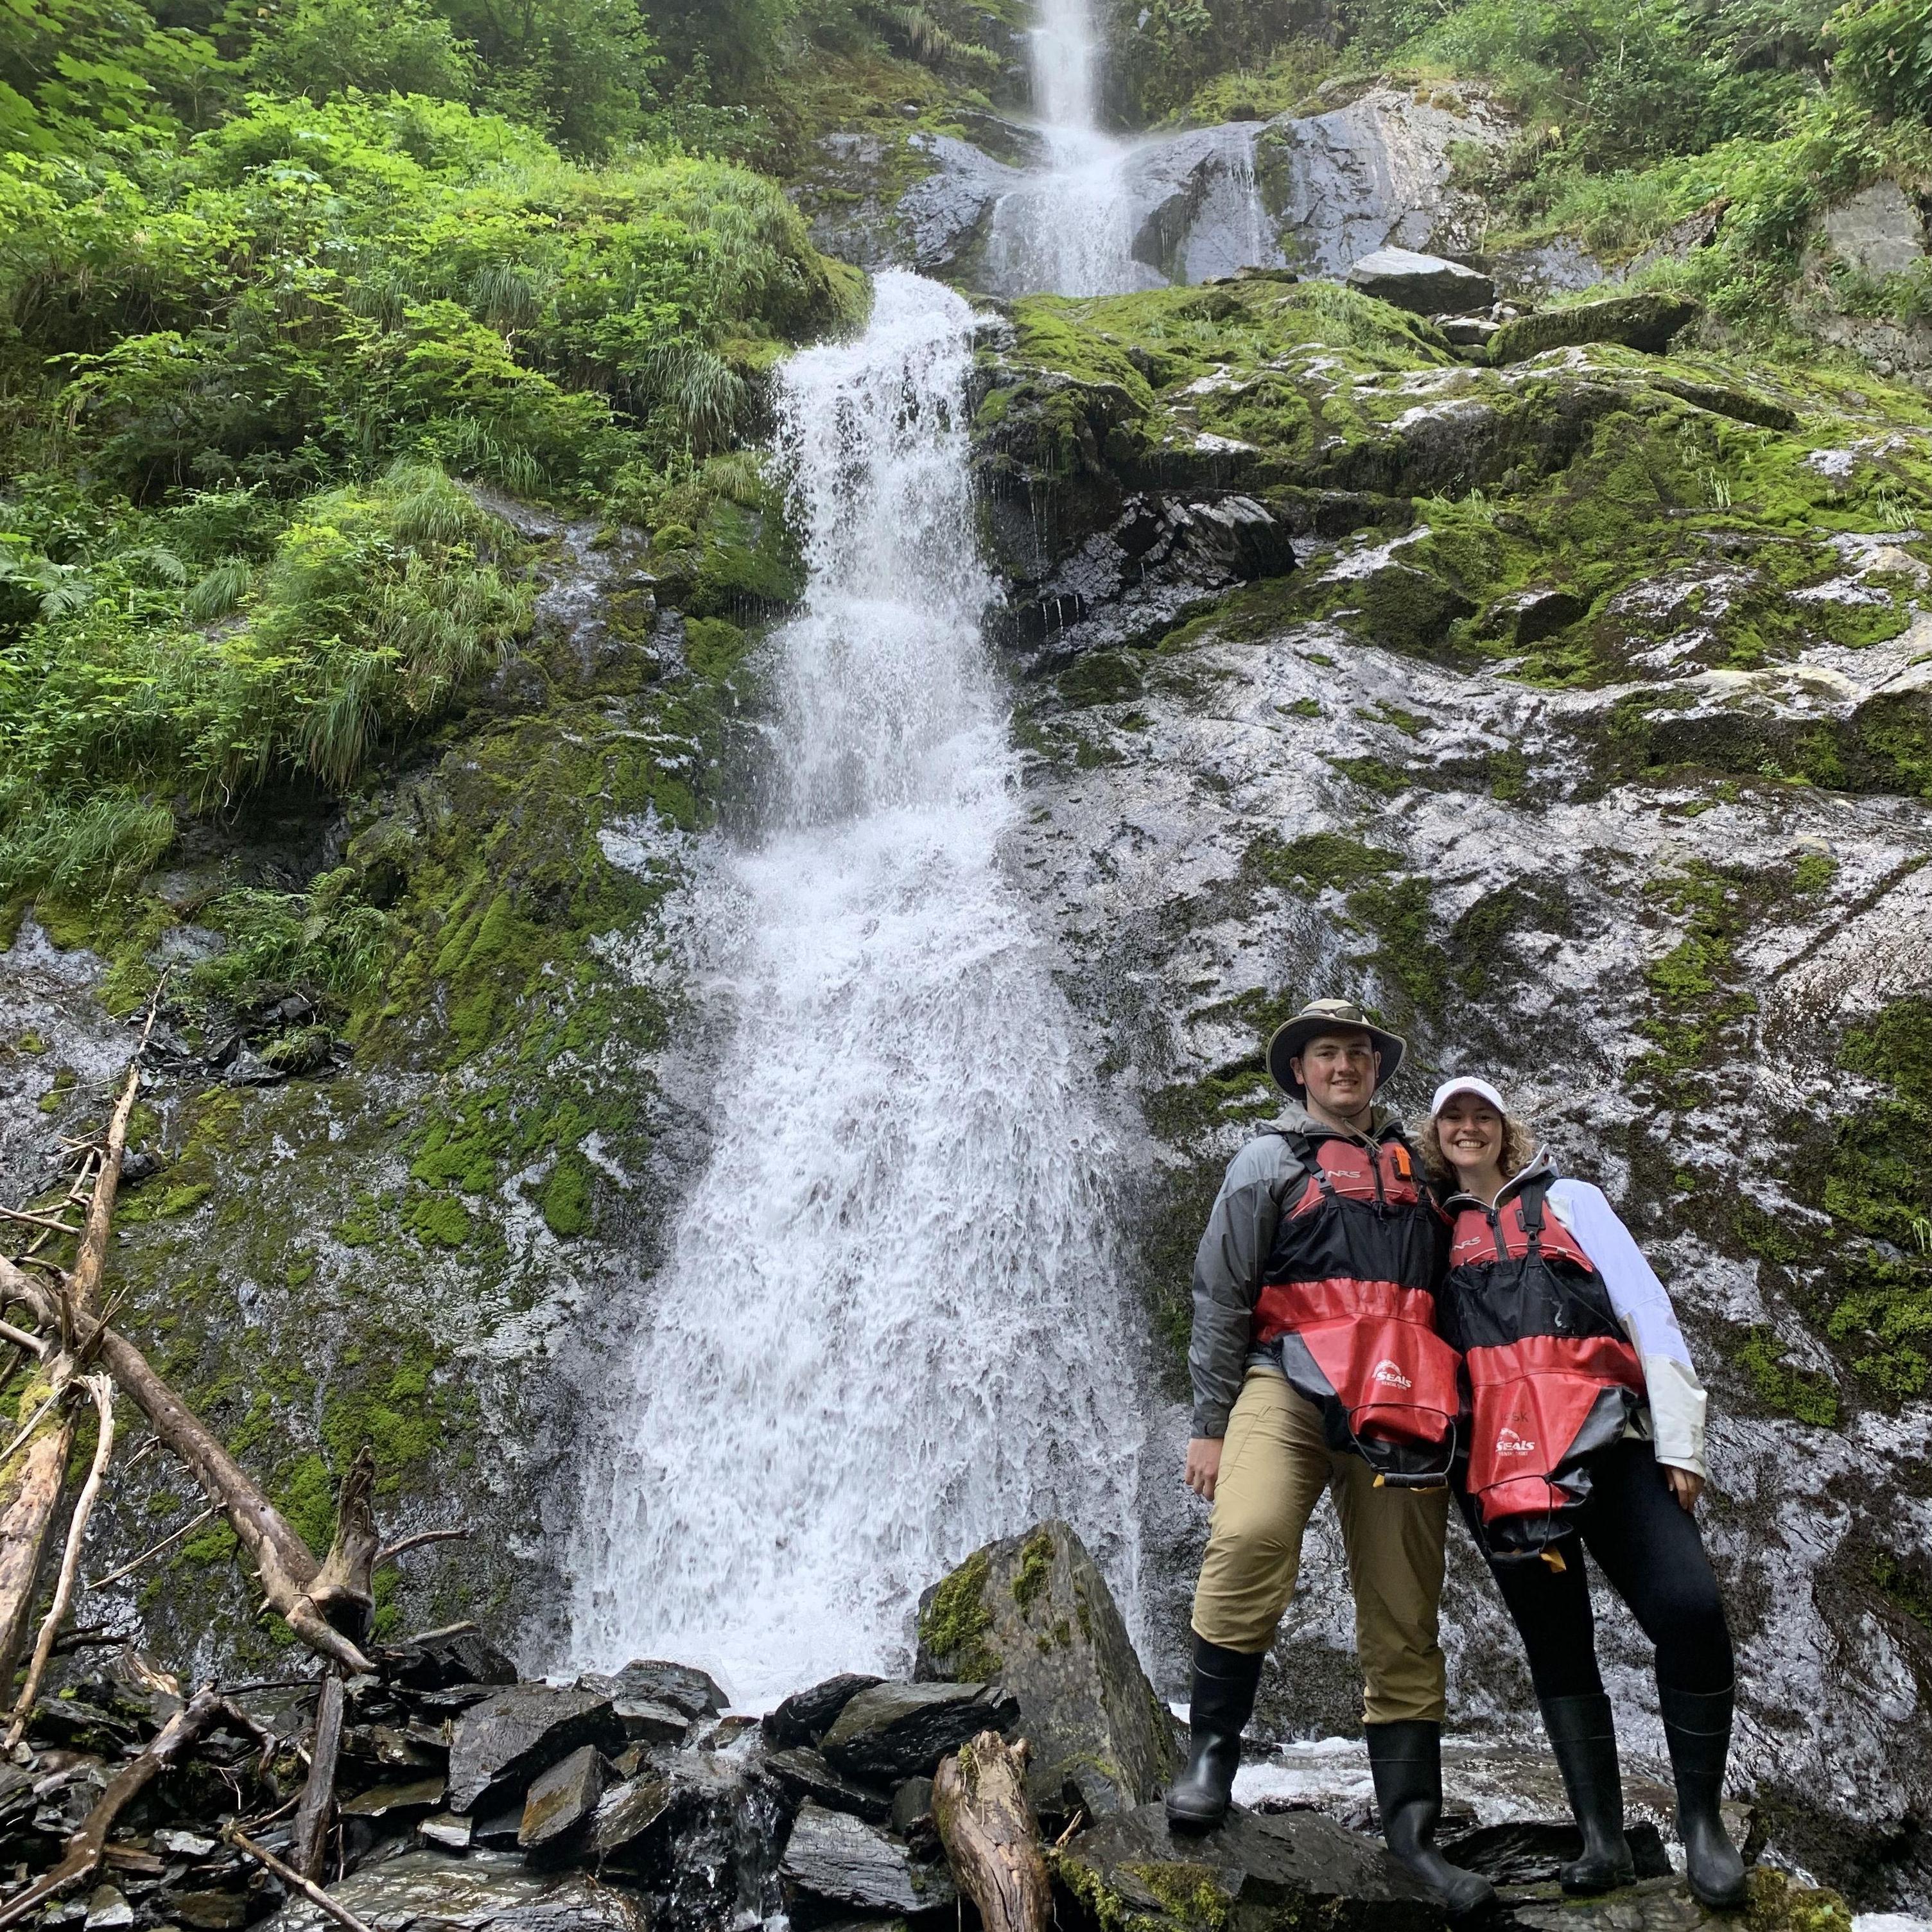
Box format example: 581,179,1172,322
568,272,1145,1706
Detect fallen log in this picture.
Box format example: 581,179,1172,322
291,1673,345,1881
932,1731,1050,1932
0,1685,270,1928
225,1822,376,1932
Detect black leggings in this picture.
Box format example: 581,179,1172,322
1456,1438,1734,1700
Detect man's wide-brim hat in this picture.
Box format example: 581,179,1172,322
1266,998,1406,1101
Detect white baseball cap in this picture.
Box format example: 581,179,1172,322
1429,1075,1507,1118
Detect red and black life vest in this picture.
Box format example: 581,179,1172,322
1254,1127,1461,1486
1436,1174,1644,1560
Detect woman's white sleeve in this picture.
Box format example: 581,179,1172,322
1547,1180,1708,1478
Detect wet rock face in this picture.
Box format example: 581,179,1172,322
793,85,1518,297
1258,85,1517,275
449,1686,625,1814
270,1849,647,1932
973,277,1932,1907
778,1802,955,1920
914,1521,1180,1820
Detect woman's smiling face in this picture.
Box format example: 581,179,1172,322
1436,1092,1505,1178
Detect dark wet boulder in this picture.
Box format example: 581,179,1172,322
764,1673,885,1749
377,1629,518,1691
779,1802,957,1922
520,1745,616,1859
1490,293,1701,363
447,1685,624,1813
605,1660,727,1720
915,1522,1178,1820
765,1746,894,1825
610,1696,689,1744
590,1773,672,1862
819,1682,1020,1785
1056,1801,1441,1932
1347,247,1494,314
1438,1818,1671,1886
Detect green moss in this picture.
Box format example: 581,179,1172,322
1743,1868,1853,1932
1011,1526,1056,1614
1247,832,1396,894
405,1190,473,1249
538,1151,595,1239
918,1547,1000,1680
1872,1549,1932,1630
1793,852,1839,894
1346,876,1450,1021
1734,1327,1841,1427
1328,756,1412,796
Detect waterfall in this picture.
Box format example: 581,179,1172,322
984,0,1151,295
568,272,1145,1706
984,0,1282,296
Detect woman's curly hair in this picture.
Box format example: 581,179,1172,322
1418,1105,1538,1194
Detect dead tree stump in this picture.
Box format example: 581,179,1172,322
932,1731,1050,1932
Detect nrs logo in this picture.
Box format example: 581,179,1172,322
1495,1427,1536,1456
1371,1360,1413,1391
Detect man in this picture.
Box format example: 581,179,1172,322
1165,998,1492,1915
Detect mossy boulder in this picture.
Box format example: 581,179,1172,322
1490,294,1704,365
1053,1801,1439,1932
914,1521,1179,1822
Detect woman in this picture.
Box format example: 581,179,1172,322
1421,1075,1746,1908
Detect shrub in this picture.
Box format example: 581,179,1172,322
1830,0,1932,122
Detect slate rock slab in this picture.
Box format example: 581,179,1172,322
605,1661,726,1721
1347,247,1494,315
1440,1818,1671,1886
765,1746,894,1825
779,1803,956,1921
1489,293,1701,364
448,1686,624,1812
519,1745,613,1856
819,1682,1020,1784
590,1773,672,1861
1056,1801,1442,1932
915,1520,1178,1820
267,1849,646,1932
378,1632,518,1692
764,1674,884,1749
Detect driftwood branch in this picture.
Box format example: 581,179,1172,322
932,1732,1050,1932
0,1322,45,1360
291,1673,345,1882
5,1375,115,1748
224,1823,376,1932
0,1269,378,1677
374,1527,469,1567
0,1687,260,1928
85,1504,219,1593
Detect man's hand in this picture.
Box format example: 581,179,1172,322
1664,1465,1705,1513
1185,1437,1223,1502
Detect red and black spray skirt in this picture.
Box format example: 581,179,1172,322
1462,1335,1644,1557
1438,1178,1647,1558
1268,1280,1465,1484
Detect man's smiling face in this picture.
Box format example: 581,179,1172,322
1292,1029,1380,1117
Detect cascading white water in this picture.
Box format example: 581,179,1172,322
986,0,1148,296
569,272,1145,1705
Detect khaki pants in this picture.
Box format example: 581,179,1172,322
1192,1367,1449,1725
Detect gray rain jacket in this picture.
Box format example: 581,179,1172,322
1187,1101,1427,1438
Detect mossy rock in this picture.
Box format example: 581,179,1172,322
1490,294,1705,365
914,1520,1178,1823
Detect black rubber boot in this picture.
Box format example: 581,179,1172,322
1164,1637,1265,1831
1540,1694,1635,1895
1364,1721,1497,1916
1659,1684,1747,1908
